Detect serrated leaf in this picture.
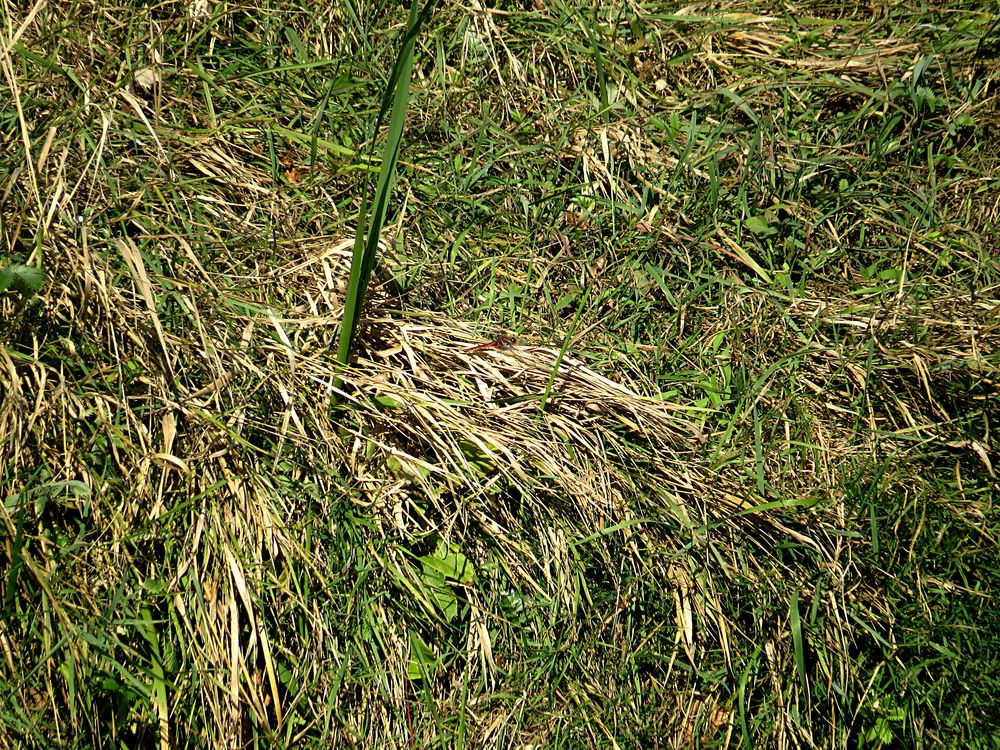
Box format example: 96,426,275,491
0,263,46,295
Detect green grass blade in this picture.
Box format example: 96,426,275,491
538,284,592,414
739,645,761,747
335,0,438,389
790,588,808,702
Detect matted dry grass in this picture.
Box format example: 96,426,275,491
0,217,863,745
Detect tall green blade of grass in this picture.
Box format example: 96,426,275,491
538,284,592,414
334,0,436,390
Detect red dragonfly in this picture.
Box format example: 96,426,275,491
466,335,516,353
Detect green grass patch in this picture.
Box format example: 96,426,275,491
1,1,998,748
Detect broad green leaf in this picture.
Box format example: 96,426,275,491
420,540,474,584
387,454,432,481
429,581,458,621
373,394,406,410
458,439,497,477
744,215,775,236
407,630,437,681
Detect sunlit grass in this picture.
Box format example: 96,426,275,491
1,2,998,748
